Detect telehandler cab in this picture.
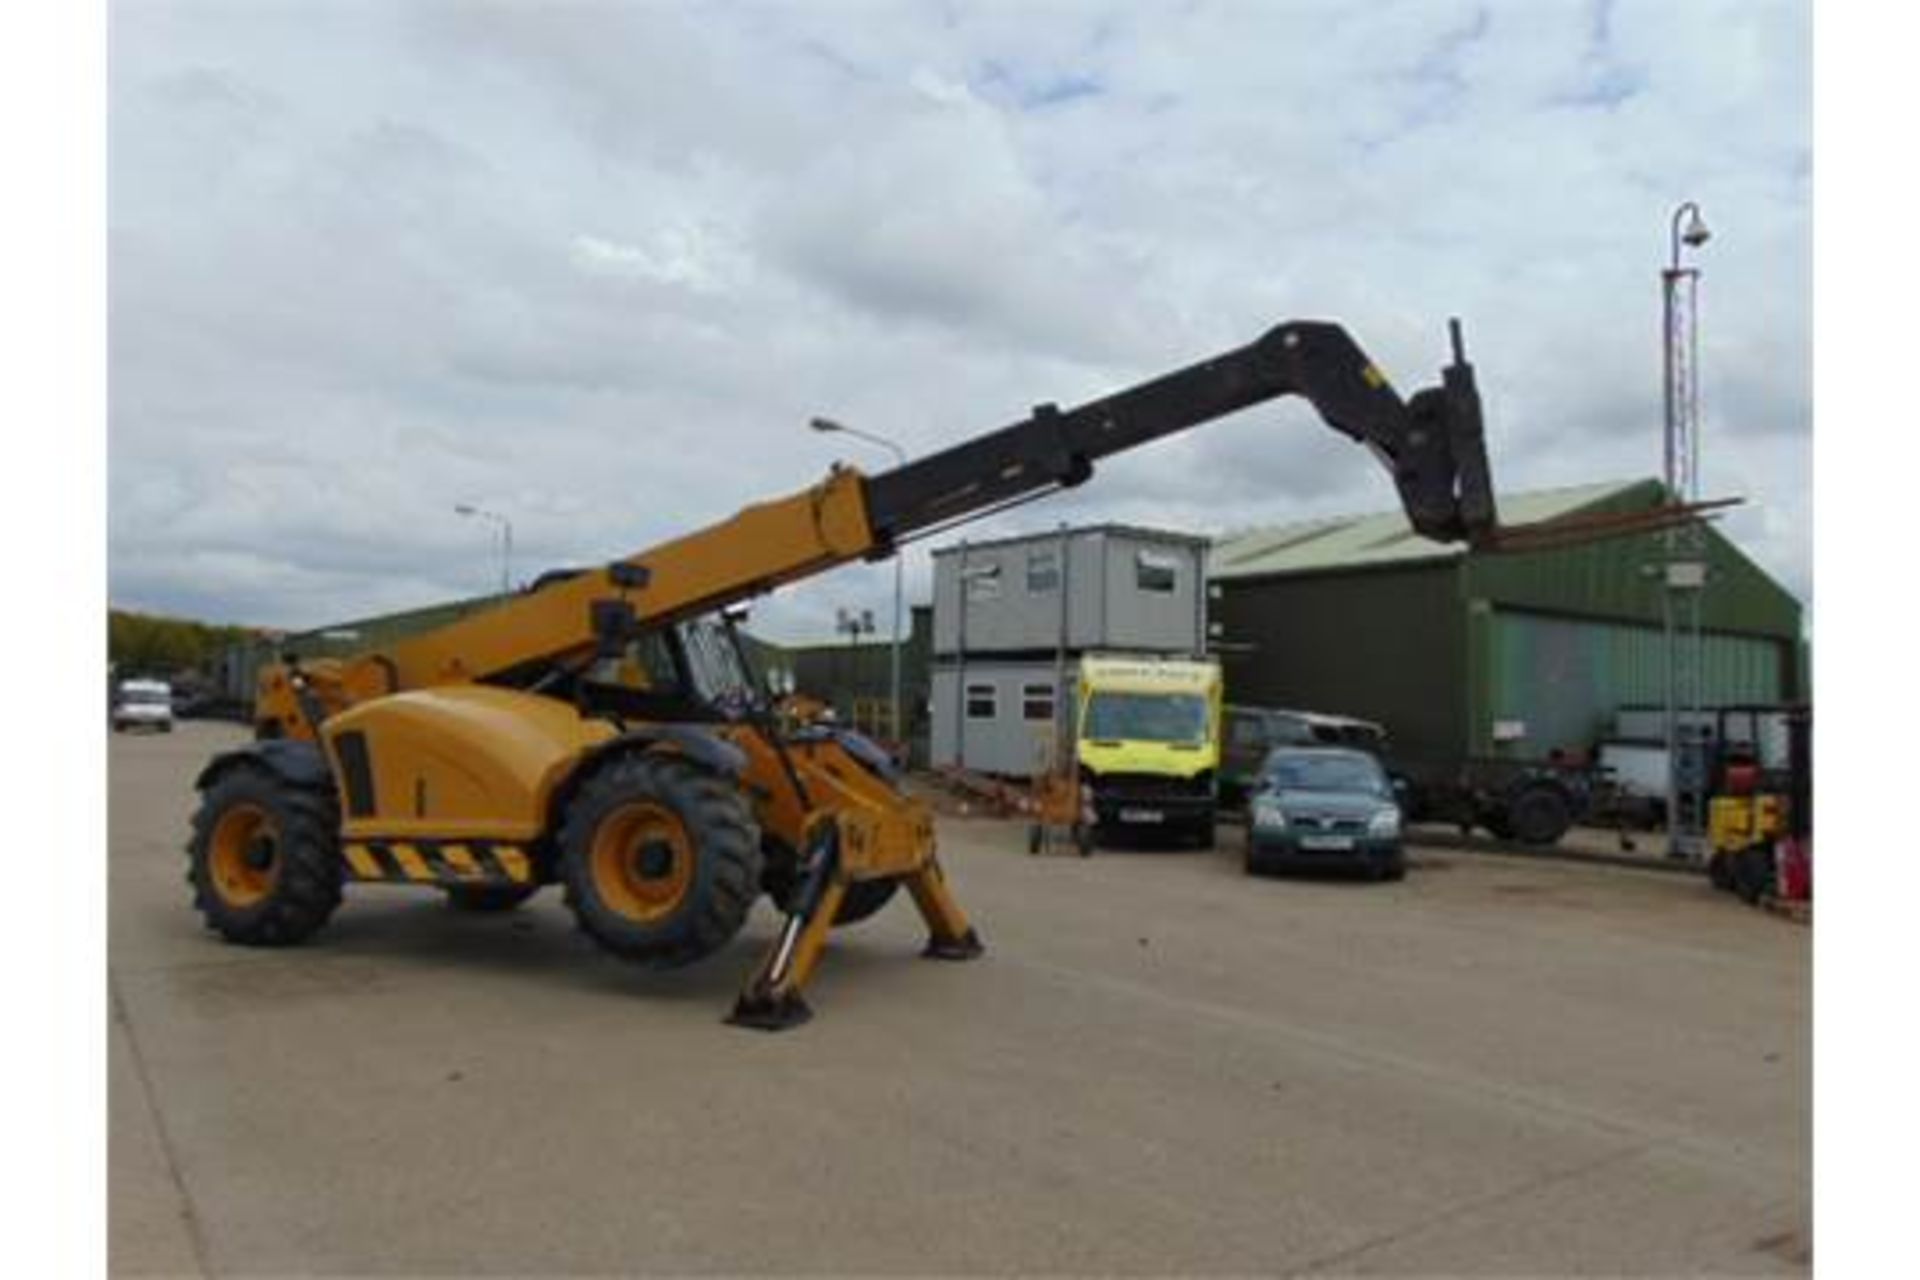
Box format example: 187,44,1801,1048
189,317,1499,1028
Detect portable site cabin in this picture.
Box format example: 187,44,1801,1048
928,525,1209,775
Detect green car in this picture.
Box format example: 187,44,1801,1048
1243,746,1406,881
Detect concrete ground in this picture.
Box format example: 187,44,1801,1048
112,723,1809,1277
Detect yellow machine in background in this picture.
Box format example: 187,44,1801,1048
188,316,1502,1027
1702,704,1812,906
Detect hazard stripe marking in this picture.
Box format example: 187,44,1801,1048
346,839,533,885
368,842,408,881
440,844,482,879
391,843,435,882
414,843,455,883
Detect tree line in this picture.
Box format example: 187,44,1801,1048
109,609,262,677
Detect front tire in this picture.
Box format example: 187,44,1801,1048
187,767,343,946
559,753,761,968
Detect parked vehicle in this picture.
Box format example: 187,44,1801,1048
1077,654,1223,846
112,678,175,733
1396,754,1598,845
1220,704,1388,807
1241,746,1405,880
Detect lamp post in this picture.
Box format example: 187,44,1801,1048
1662,201,1710,859
454,504,513,595
810,416,907,749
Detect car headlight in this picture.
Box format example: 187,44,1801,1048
1368,808,1402,836
1252,799,1287,829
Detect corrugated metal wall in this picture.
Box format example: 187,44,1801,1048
1463,480,1802,639
1474,609,1787,756
1209,564,1467,767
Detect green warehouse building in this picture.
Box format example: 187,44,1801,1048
1207,479,1806,772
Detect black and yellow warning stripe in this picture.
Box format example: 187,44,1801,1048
342,839,535,886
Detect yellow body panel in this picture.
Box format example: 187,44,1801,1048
322,686,618,842
1709,792,1787,855
720,729,935,880
316,684,936,884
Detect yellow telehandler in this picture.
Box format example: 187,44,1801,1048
188,317,1500,1028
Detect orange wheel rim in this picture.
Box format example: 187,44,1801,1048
589,801,694,923
208,802,280,908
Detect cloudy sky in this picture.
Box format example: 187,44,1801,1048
108,0,1811,641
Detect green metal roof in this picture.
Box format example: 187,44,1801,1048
1207,479,1649,580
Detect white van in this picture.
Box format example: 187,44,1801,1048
112,678,175,733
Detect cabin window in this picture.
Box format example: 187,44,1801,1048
1022,683,1056,722
963,564,1002,602
1026,549,1060,594
1135,550,1179,593
965,683,997,719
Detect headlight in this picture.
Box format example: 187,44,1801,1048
1368,808,1402,836
1252,799,1287,828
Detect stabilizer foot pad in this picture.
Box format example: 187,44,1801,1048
922,928,985,961
727,992,814,1032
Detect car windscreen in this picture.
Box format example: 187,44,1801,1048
1265,753,1386,794
121,688,170,706
1083,692,1208,745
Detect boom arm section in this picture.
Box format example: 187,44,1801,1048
339,318,1496,700
863,318,1496,548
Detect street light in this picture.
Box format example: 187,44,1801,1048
1661,201,1710,860
809,416,907,750
1673,201,1711,257
454,503,513,595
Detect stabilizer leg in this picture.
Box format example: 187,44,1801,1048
729,824,846,1031
906,856,984,961
728,877,846,1030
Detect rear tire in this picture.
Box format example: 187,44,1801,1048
1507,785,1573,845
187,767,343,946
559,753,761,968
444,884,539,912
